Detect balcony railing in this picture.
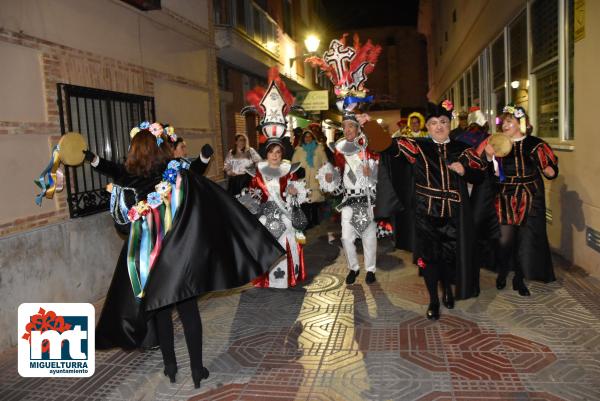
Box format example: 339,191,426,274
214,0,279,57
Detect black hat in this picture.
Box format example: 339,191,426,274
426,100,454,122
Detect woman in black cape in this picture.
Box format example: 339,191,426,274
87,127,284,388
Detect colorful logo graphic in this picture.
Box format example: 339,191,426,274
18,303,95,377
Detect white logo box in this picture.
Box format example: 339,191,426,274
18,303,95,377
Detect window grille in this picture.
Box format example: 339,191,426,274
57,84,155,218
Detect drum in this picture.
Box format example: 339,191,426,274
488,133,512,157
58,132,88,166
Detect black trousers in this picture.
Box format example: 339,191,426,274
495,224,524,280
155,297,203,369
301,202,321,228
416,215,457,304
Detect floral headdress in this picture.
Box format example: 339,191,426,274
306,33,382,125
241,67,304,150
502,104,527,134
130,121,177,146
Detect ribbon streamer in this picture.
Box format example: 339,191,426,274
34,145,61,206
343,95,374,109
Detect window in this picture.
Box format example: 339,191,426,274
466,69,472,107
509,12,528,108
472,61,480,106
235,0,247,30
531,0,559,138
57,84,155,218
282,0,293,38
491,33,506,130
458,77,464,110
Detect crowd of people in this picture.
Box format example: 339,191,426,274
85,38,559,389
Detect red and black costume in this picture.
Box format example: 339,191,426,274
493,135,558,284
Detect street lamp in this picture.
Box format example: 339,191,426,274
289,34,320,67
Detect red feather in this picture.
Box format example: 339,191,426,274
246,86,266,116
305,56,338,83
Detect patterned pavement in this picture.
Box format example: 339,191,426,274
1,221,600,400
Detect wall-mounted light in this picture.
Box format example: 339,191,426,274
511,80,520,89
289,34,320,67
376,118,383,124
304,35,320,53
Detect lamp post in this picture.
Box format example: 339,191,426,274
289,34,320,67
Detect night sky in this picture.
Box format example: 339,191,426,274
321,0,419,31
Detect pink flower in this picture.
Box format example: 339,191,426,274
442,99,454,112
417,258,426,269
127,208,140,222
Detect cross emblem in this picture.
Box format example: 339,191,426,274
323,39,356,83
259,81,286,124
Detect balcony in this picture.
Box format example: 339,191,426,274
214,0,281,77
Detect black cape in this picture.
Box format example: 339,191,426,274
95,169,285,350
378,138,484,300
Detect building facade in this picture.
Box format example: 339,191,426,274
419,0,600,276
214,0,328,153
0,0,219,351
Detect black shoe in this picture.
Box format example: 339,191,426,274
426,303,440,320
496,275,507,290
345,270,359,284
512,277,531,296
191,367,210,389
365,272,376,284
163,363,177,383
442,287,454,309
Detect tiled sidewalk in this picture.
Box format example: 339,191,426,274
1,222,600,400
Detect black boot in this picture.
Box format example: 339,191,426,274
442,286,454,309
345,270,359,284
163,363,177,383
426,303,440,320
496,273,507,290
191,367,210,389
512,276,531,296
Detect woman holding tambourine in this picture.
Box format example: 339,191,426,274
482,105,558,296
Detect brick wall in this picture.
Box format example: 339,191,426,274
0,24,219,238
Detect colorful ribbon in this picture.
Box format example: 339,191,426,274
343,95,374,108
34,145,61,206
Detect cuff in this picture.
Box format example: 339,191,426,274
91,155,99,167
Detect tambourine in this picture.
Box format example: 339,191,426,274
362,120,392,152
488,133,512,158
58,132,88,166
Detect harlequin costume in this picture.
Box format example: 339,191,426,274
307,33,382,285
237,67,309,288
488,104,558,294
91,123,284,387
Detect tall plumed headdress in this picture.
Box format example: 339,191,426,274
502,104,528,134
306,33,382,124
241,67,304,150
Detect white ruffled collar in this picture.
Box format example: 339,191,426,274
334,138,361,156
257,160,300,179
